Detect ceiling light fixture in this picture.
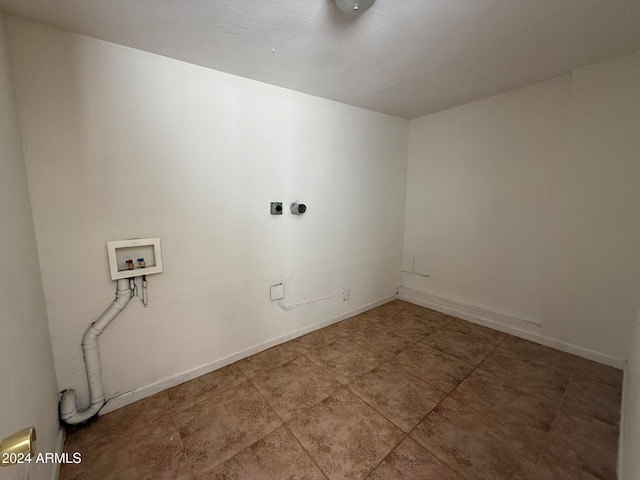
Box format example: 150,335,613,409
335,0,376,14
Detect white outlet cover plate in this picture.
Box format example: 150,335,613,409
270,284,284,301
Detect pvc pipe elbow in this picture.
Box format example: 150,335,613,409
81,328,100,350
59,389,78,420
60,388,103,424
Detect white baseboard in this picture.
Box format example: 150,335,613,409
48,427,66,480
100,294,397,415
398,287,624,369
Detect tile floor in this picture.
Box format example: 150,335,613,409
60,300,622,480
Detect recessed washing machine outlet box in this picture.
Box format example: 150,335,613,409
107,237,163,280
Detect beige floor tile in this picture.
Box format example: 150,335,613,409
479,348,571,390
366,437,462,480
349,362,445,432
237,341,302,378
202,426,326,480
292,327,344,353
572,357,623,390
350,325,417,359
287,389,403,480
368,300,408,315
61,416,191,480
444,317,506,345
411,307,451,327
174,382,282,475
167,363,247,412
332,314,385,338
411,396,538,480
64,391,173,450
306,338,387,384
560,377,622,426
544,412,618,480
390,342,474,392
498,336,579,372
451,368,562,442
375,300,450,327
343,311,384,327
422,328,495,365
250,355,342,421
380,314,441,342
531,452,603,480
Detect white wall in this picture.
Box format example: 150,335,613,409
542,53,640,363
404,76,570,324
621,309,640,479
5,18,409,410
0,14,60,480
403,51,640,366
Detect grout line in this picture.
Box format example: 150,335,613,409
172,374,286,477
239,309,411,478
244,375,288,427
240,348,339,480
198,377,290,468
371,347,451,396
407,333,508,434
400,334,509,479
403,320,607,477
405,438,474,480
242,361,345,480
421,326,576,436
380,336,481,395
534,365,621,472
345,382,408,434
431,335,560,435
166,364,253,417
535,375,571,466
283,423,331,480
334,310,503,479
361,432,407,479
170,379,271,477
168,410,196,480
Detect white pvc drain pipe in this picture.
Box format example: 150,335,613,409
59,279,132,424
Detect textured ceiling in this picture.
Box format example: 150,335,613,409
1,0,640,119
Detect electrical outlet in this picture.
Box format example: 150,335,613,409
342,289,351,301
270,202,283,215
270,283,284,301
